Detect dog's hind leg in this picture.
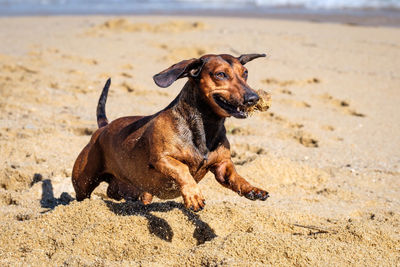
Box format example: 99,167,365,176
72,143,104,201
106,177,153,204
106,178,140,201
106,177,124,201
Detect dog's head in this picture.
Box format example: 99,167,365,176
153,53,265,118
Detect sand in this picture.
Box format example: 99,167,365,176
0,15,399,266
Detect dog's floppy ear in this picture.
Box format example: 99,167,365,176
153,58,204,88
237,53,266,65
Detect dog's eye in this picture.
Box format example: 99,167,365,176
215,72,228,80
242,70,248,79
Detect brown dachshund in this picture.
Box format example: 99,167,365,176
72,53,269,212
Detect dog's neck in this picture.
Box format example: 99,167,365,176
172,81,226,155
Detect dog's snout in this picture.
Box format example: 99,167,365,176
244,92,259,106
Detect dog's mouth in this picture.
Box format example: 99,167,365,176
213,94,248,119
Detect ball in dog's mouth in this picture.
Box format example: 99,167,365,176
246,89,271,114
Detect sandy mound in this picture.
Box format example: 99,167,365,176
1,157,398,266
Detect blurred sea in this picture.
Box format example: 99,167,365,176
1,0,400,26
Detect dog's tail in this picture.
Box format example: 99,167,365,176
96,78,111,128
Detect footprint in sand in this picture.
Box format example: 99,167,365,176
120,72,133,78
1,63,39,74
262,112,319,148
262,77,320,87
73,127,95,136
226,124,255,136
119,82,170,97
317,93,366,117
61,54,98,65
261,78,316,109
44,48,98,65
121,81,136,93
290,130,319,148
279,89,293,95
121,63,134,70
321,125,335,131
262,112,304,130
231,144,268,166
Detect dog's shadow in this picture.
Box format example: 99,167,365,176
105,200,217,245
36,175,216,244
39,178,74,211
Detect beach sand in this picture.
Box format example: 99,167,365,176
0,15,399,266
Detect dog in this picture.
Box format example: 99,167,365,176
72,53,269,212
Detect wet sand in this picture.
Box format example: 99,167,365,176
0,16,399,266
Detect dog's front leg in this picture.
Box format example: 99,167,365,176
212,160,269,201
153,156,206,211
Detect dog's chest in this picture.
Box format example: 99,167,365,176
171,105,224,179
186,146,223,182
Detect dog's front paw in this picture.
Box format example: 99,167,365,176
243,187,269,201
181,184,206,212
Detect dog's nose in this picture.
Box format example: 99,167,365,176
244,92,260,106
